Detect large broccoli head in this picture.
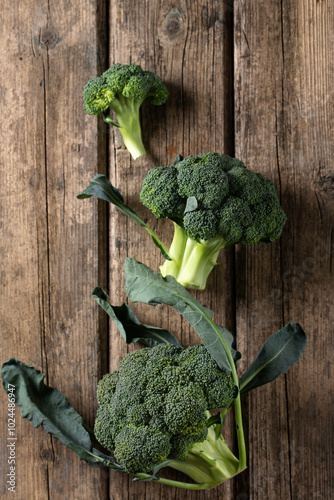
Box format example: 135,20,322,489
94,344,236,474
140,152,286,245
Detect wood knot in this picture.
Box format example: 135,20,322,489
71,143,81,152
215,19,224,31
39,25,60,50
158,6,187,46
166,16,181,37
40,449,54,461
315,174,334,203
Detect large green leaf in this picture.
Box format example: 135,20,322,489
1,359,123,471
77,175,171,260
92,287,181,347
124,258,238,373
239,323,307,395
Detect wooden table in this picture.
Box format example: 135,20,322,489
1,1,332,499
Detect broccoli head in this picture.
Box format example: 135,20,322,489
83,63,168,159
140,152,287,289
94,344,236,475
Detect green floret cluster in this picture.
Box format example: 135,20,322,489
94,344,236,474
83,63,168,159
141,152,286,244
140,152,287,289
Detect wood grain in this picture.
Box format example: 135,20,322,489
0,0,109,498
234,0,333,498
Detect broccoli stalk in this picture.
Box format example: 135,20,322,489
104,95,146,160
167,413,241,487
132,418,241,490
160,223,230,289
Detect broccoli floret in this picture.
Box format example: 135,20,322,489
140,165,185,219
94,344,237,476
227,166,268,204
177,153,229,209
169,433,201,461
114,424,171,474
179,345,237,409
83,63,168,159
164,383,208,435
139,153,287,289
83,76,115,115
183,210,218,240
217,197,253,244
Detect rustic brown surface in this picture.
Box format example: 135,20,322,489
1,0,332,499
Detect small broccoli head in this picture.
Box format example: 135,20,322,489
169,433,206,461
103,63,140,94
94,344,236,474
227,166,267,205
83,64,168,159
251,195,288,242
140,153,286,246
121,68,168,105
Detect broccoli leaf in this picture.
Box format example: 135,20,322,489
124,258,238,373
206,413,222,428
184,196,198,214
91,448,126,471
239,323,307,395
216,326,241,363
103,114,120,127
92,287,182,347
77,175,171,260
173,154,184,165
1,358,123,471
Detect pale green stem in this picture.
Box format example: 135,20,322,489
107,96,146,159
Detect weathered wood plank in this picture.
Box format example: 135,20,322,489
234,2,291,498
280,1,333,498
107,1,235,498
235,0,333,498
0,4,51,498
41,0,110,498
0,0,109,498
